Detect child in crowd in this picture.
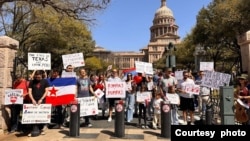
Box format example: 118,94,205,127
137,84,150,129
152,91,164,129
166,85,180,125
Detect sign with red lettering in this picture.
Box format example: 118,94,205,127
4,89,23,105
105,82,126,98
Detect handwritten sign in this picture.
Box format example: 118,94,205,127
94,89,104,99
62,53,84,69
4,89,23,105
28,53,51,70
200,62,214,71
166,93,180,105
22,104,51,124
184,84,200,95
201,71,231,89
136,91,151,102
174,71,184,80
135,61,153,75
106,82,126,98
78,96,98,117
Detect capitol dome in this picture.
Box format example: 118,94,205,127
154,0,173,18
155,6,173,18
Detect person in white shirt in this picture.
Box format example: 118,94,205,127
107,69,122,122
152,92,164,129
177,70,196,125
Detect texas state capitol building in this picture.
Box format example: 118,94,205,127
93,0,181,70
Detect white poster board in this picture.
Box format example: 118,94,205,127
22,104,52,124
28,53,51,70
174,71,184,80
136,91,151,102
201,71,231,89
62,53,85,69
135,61,153,75
184,84,200,95
78,96,98,117
4,89,23,105
200,62,214,71
106,82,126,98
166,93,180,105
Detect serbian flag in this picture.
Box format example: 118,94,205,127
46,77,76,106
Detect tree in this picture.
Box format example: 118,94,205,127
192,0,246,72
84,56,102,73
0,0,111,22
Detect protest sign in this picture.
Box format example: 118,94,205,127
28,53,51,70
135,61,153,75
4,89,23,105
106,82,126,98
166,93,180,105
78,96,98,117
136,91,151,102
62,53,84,69
22,104,52,124
201,71,231,89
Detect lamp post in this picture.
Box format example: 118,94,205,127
165,42,176,72
194,44,206,72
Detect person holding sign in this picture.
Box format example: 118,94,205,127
28,70,50,136
160,67,177,97
177,71,195,125
166,86,180,125
234,74,250,125
107,69,123,122
152,91,163,129
125,73,136,123
10,74,29,133
93,74,107,119
77,68,96,127
195,71,210,117
136,84,150,129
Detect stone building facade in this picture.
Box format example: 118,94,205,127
238,31,250,77
93,0,180,70
0,36,19,133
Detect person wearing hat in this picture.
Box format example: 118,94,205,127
234,74,250,124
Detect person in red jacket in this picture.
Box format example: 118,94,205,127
10,74,29,133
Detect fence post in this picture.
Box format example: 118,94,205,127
114,100,125,138
69,100,80,137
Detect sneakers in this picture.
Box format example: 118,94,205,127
40,130,45,135
182,121,187,125
28,133,31,137
190,122,195,125
87,123,93,127
108,117,112,122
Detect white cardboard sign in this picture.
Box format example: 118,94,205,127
28,53,51,70
62,53,85,69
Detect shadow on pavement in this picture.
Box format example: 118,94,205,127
100,130,115,137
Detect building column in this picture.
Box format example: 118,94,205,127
0,36,18,134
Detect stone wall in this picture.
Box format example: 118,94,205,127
0,36,18,134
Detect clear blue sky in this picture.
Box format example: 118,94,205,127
90,0,212,52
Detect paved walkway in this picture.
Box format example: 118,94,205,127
0,127,169,141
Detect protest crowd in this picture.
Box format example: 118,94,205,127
5,58,250,137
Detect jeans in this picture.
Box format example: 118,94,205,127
10,104,22,131
126,92,135,122
171,107,179,125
